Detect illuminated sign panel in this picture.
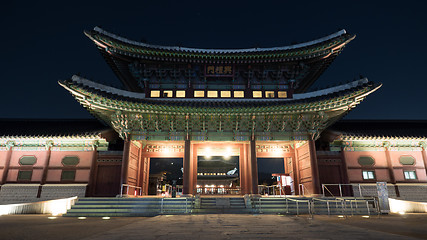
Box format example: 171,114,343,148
205,65,233,77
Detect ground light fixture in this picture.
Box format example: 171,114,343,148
362,216,370,218
78,217,87,220
102,216,111,220
48,217,57,219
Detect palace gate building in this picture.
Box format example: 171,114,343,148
1,27,426,202
59,27,380,196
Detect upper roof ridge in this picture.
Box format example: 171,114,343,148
91,27,348,53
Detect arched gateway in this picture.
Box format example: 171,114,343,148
60,27,380,196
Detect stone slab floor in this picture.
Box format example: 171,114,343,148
0,214,426,240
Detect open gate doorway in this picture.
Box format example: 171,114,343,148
148,158,183,196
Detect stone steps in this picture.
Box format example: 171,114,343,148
63,196,379,217
63,197,193,217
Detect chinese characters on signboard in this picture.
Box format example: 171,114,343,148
205,65,233,77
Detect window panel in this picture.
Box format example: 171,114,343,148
404,171,417,180
362,170,375,180
62,156,79,166
163,90,173,98
19,156,36,165
220,91,231,98
176,90,185,98
150,90,160,98
265,91,275,98
18,170,32,180
253,91,262,98
278,91,287,98
194,90,205,97
61,170,76,181
358,156,375,166
234,91,244,98
399,156,415,165
207,91,218,98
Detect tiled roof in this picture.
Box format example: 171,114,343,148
59,76,380,112
328,120,427,138
86,27,354,63
0,119,110,137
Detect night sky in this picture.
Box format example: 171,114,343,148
2,1,426,120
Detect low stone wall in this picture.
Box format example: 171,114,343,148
40,184,87,201
0,184,40,204
351,184,397,198
396,184,427,202
0,184,87,204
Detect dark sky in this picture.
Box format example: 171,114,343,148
1,1,426,119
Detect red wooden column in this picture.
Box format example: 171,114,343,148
182,139,192,195
1,141,14,184
290,144,300,195
308,139,321,194
249,139,259,194
421,143,427,176
384,145,396,183
191,143,198,194
38,141,53,198
384,144,399,197
137,143,150,196
120,137,131,194
86,142,98,197
239,143,247,194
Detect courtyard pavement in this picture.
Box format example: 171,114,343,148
0,213,426,240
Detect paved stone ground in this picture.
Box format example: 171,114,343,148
0,214,425,240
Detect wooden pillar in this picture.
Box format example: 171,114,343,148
340,146,350,184
421,145,427,176
384,146,396,183
308,139,321,194
120,137,131,193
384,145,399,197
291,144,300,195
239,143,247,194
1,142,14,184
249,139,258,194
191,143,198,195
86,144,98,197
38,142,53,198
182,139,191,195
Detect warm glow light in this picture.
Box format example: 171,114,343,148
389,198,427,214
338,215,344,218
196,185,201,188
362,216,370,218
78,217,87,220
48,217,57,219
102,217,111,220
0,197,76,216
204,147,212,159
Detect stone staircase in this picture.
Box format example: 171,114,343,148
252,197,311,215
193,197,251,214
63,197,193,217
252,197,378,215
63,196,379,217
